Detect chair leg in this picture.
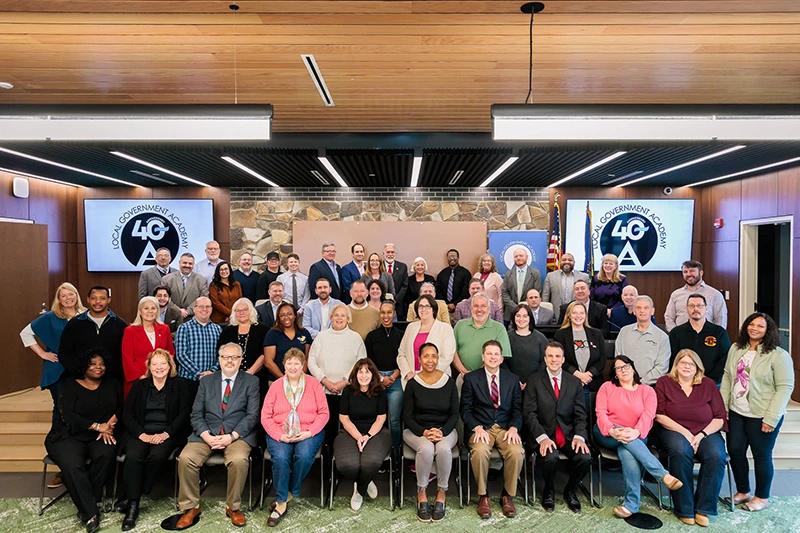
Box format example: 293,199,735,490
174,457,179,511
248,457,253,512
38,462,47,516
112,460,120,507
457,454,463,509
328,456,335,511
388,455,394,511
597,455,603,507
726,460,735,513
530,453,536,507
319,452,325,508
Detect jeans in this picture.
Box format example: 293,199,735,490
727,411,783,499
266,431,325,503
593,425,669,513
380,371,403,449
658,427,726,517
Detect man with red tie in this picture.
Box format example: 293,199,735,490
461,340,525,519
523,341,591,513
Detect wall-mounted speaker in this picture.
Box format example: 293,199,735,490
12,177,29,198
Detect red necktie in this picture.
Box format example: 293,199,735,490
553,377,566,448
388,263,393,274
490,374,500,408
221,378,231,434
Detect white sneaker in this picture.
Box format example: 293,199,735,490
367,481,378,499
350,482,363,511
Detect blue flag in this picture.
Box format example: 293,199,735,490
583,201,594,277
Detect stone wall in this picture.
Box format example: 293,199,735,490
229,187,550,266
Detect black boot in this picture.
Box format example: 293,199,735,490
121,499,140,531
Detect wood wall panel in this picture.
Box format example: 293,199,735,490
28,178,78,244
0,171,29,220
700,180,741,243
777,167,800,239
740,172,778,221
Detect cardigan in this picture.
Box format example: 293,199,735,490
123,376,191,440
595,381,657,439
261,375,330,442
209,281,243,324
397,319,456,387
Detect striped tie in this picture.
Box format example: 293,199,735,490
490,374,499,408
221,378,231,433
447,270,455,301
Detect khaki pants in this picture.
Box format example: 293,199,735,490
177,440,251,511
469,424,525,496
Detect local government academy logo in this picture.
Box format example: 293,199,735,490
598,212,659,268
119,213,179,268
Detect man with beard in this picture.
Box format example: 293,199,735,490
668,293,731,384
153,285,182,336
436,249,472,317
664,260,727,332
347,279,380,340
138,247,176,299
302,278,342,339
163,253,210,320
542,253,590,316
194,240,223,285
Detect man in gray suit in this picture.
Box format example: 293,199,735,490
526,288,557,326
501,247,542,322
542,253,589,316
137,247,177,299
175,342,260,529
383,243,409,317
302,278,342,339
162,253,209,320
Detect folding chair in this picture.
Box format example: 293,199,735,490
174,448,256,512
259,444,326,509
38,455,107,516
595,444,665,510
529,450,595,508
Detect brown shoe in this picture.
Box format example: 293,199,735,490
47,473,63,489
226,507,247,527
501,494,517,518
662,474,684,491
477,495,491,519
175,507,201,529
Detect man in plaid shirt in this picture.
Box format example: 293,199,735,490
175,296,223,398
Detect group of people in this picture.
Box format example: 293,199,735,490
19,240,794,531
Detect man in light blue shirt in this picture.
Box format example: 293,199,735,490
193,240,223,284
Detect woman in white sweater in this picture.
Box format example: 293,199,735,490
397,295,456,389
308,303,367,445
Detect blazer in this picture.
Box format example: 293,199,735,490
121,323,175,398
308,258,345,302
474,271,504,314
460,367,523,435
542,270,590,316
406,298,451,324
361,272,396,297
405,273,436,308
162,302,183,336
301,297,343,339
255,300,278,329
397,319,456,388
189,370,261,447
123,376,192,441
523,369,588,444
138,266,177,299
531,306,557,326
162,271,209,316
552,326,607,392
340,261,363,302
501,267,543,321
435,265,472,306
558,300,609,336
387,260,409,314
209,281,242,323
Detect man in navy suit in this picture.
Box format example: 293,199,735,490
523,341,591,513
461,340,525,519
255,281,284,328
307,242,345,302
340,242,365,303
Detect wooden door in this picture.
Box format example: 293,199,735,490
0,222,49,395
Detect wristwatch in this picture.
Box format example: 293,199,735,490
380,376,385,383
699,430,708,438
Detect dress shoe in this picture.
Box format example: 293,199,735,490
85,515,100,533
115,499,129,514
366,481,378,499
76,511,90,524
175,507,201,529
541,488,555,512
121,500,140,531
417,501,432,522
679,517,696,525
501,494,517,518
477,495,492,519
564,489,581,513
432,501,446,522
226,507,246,527
662,474,684,491
267,503,287,527
613,505,633,518
47,473,63,489
695,513,710,527
351,482,363,511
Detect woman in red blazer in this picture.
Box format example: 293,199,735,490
122,296,175,398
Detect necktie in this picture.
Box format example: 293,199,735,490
553,377,566,448
447,270,455,302
388,262,393,275
182,275,188,289
533,309,538,325
517,269,525,302
490,374,500,408
221,378,231,433
292,274,298,308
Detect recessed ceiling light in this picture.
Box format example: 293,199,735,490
685,156,800,188
111,151,208,187
0,146,141,187
449,170,464,186
619,145,746,187
479,157,519,188
548,151,627,188
310,170,329,185
129,169,177,185
0,166,83,188
221,156,279,187
318,156,348,187
0,82,13,90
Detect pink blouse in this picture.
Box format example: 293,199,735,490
261,375,330,442
412,332,430,371
595,381,657,438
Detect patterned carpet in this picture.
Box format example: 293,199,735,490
5,493,800,533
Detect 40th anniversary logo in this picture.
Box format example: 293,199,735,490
592,204,669,268
110,204,190,268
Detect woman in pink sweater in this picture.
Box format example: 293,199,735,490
593,355,683,518
262,348,329,527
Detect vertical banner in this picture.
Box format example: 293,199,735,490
488,230,549,281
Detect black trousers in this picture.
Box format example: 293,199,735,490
333,428,392,496
45,437,116,517
324,395,342,448
123,436,179,500
537,439,591,493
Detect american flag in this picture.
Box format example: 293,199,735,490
547,199,562,270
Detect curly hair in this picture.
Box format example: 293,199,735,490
735,312,782,354
76,347,109,379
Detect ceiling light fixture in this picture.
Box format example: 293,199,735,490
619,145,746,187
301,54,335,107
0,146,141,187
311,170,330,185
0,82,13,90
685,156,800,188
449,170,465,186
0,166,83,188
111,151,209,187
318,150,348,187
602,170,642,186
129,170,176,185
0,104,272,141
479,156,519,187
410,149,423,187
221,156,279,187
548,151,627,188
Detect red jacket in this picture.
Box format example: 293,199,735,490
121,323,175,398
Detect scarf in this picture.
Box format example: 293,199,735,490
282,373,306,438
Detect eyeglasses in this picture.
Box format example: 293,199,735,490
614,363,632,373
195,305,212,309
678,361,698,368
220,355,243,361
687,303,706,309
234,308,249,313
417,304,432,309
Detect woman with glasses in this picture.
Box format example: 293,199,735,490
655,349,727,526
473,253,504,314
398,295,455,388
217,298,271,396
264,302,312,382
362,252,396,298
594,355,683,519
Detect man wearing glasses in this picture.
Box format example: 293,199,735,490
174,342,260,529
668,294,732,384
174,297,223,398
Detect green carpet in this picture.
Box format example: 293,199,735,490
5,494,799,532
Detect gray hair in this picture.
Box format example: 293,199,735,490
471,292,491,306
229,298,258,325
321,242,336,252
635,295,654,308
133,296,162,326
420,281,436,295
218,342,243,357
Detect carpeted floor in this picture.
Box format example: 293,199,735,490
5,493,800,533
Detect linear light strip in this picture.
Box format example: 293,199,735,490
0,146,141,187
318,156,348,187
548,151,627,188
685,156,800,188
0,166,84,188
479,156,519,188
619,145,747,187
410,155,423,187
111,151,208,187
301,54,335,107
221,156,278,187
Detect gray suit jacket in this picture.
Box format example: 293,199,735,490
137,266,177,299
542,270,590,315
532,306,557,326
162,301,183,337
162,271,209,316
189,370,261,447
501,267,543,321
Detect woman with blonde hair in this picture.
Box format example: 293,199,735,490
122,296,175,399
473,253,503,313
218,297,271,395
405,257,435,310
553,301,607,407
590,253,629,315
362,252,396,297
